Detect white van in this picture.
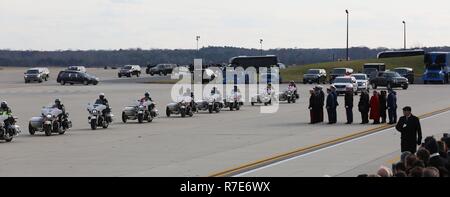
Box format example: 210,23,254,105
67,66,87,73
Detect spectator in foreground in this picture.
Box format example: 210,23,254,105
423,167,440,177
377,166,393,177
416,148,430,167
424,136,446,169
409,167,424,177
405,155,419,174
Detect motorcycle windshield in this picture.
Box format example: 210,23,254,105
41,106,62,117
176,96,192,103
134,100,149,107
88,102,106,111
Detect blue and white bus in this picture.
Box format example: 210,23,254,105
423,52,450,84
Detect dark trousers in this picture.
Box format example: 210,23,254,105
401,141,417,154
318,108,324,122
380,109,387,123
361,112,369,124
327,108,337,123
388,108,397,123
346,107,353,123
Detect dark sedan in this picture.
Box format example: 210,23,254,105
57,71,99,86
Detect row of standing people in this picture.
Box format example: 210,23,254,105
309,85,398,125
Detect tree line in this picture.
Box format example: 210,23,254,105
1,46,449,67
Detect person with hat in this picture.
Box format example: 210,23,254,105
379,90,388,123
344,84,354,124
95,93,110,115
358,90,370,124
308,89,317,124
315,86,325,123
0,101,12,116
140,92,153,102
329,85,339,124
387,88,398,124
0,101,14,128
52,98,66,121
326,88,337,124
370,91,381,124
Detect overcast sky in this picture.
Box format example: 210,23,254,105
1,0,449,50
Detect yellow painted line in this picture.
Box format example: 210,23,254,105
387,157,400,165
209,106,450,177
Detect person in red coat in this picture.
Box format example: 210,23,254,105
370,91,381,124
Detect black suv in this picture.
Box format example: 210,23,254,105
393,67,415,84
57,71,99,86
303,69,327,84
329,68,353,83
145,64,157,75
370,71,409,90
148,64,177,76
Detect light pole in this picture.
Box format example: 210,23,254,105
196,36,201,53
259,39,264,56
345,9,349,61
402,21,407,50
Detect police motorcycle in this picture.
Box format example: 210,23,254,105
29,105,72,136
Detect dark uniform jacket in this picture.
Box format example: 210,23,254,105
396,115,422,153
358,93,370,113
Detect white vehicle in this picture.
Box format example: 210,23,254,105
67,66,87,73
171,66,191,79
251,88,276,106
196,92,224,113
122,100,157,123
352,74,370,92
24,67,50,83
332,76,358,95
87,102,113,130
166,96,195,118
0,114,21,142
278,86,298,103
29,105,72,136
224,91,243,111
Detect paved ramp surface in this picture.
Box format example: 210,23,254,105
0,67,450,177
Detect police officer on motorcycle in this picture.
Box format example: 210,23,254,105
52,99,66,120
0,101,14,127
95,93,111,115
140,92,155,111
288,81,299,98
140,92,153,102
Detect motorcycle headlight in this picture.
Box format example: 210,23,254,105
46,114,52,119
92,109,98,114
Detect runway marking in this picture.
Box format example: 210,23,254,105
208,106,450,177
386,157,400,165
